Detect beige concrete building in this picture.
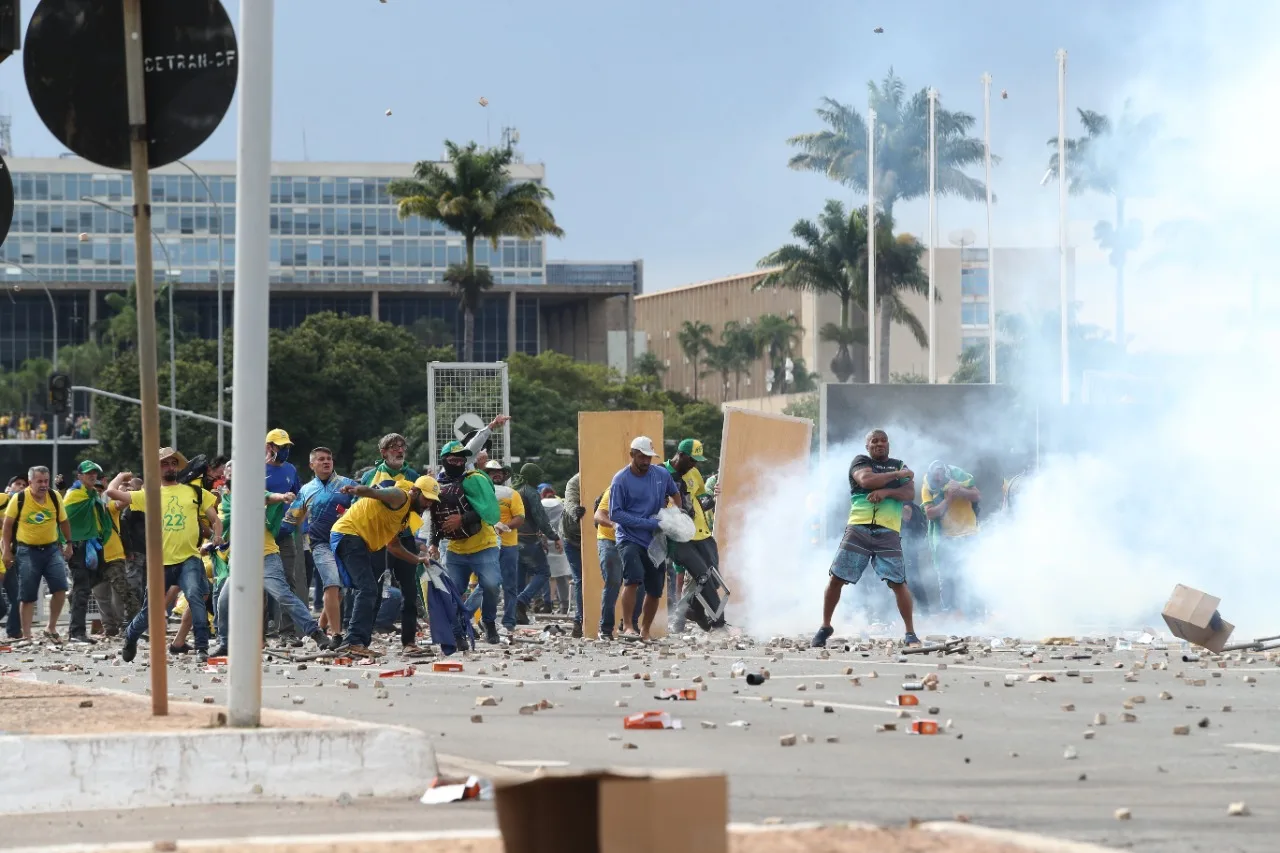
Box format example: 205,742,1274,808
634,247,1074,404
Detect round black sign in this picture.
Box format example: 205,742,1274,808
24,0,238,170
0,154,13,248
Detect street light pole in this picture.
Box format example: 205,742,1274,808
177,159,225,456
81,195,179,446
5,262,58,476
867,106,877,385
1057,49,1070,405
927,88,937,385
982,72,997,385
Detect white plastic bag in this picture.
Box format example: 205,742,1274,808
658,506,696,543
648,531,668,567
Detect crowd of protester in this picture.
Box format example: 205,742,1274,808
0,413,92,440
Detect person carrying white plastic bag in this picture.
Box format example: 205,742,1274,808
646,506,695,567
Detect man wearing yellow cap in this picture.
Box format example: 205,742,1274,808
331,475,440,657
265,428,306,645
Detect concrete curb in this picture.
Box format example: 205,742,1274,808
919,821,1126,853
3,822,1129,853
0,689,434,816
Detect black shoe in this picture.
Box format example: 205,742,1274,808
600,630,614,641
168,643,192,655
68,632,96,645
210,644,229,658
516,602,530,625
278,632,303,648
328,633,344,651
121,635,138,663
483,621,501,645
812,625,834,648
308,629,328,647
196,649,209,663
572,622,583,639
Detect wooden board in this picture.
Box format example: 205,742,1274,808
578,410,665,639
715,407,813,612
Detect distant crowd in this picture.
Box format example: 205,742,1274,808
0,413,92,441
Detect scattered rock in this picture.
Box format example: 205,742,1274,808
1114,808,1131,821
1093,713,1107,726
1228,802,1251,817
1122,713,1137,723
336,792,352,806
1083,730,1096,740
1197,717,1210,728
292,696,305,705
875,724,897,733
622,742,638,750
1061,703,1076,712
1063,746,1078,760
1159,691,1173,700
700,721,717,729
251,784,264,795
476,696,499,707
1172,725,1190,735
470,715,483,723
78,699,93,709
519,704,539,715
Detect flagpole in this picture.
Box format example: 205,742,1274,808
982,73,996,384
1057,49,1070,405
927,88,937,384
867,107,877,385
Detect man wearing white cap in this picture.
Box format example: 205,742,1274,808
607,436,679,640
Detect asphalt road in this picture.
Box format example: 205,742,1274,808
3,626,1278,852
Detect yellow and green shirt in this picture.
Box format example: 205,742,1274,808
847,454,910,533
333,482,415,551
128,484,217,566
103,501,127,563
921,466,979,539
495,485,525,548
4,488,68,546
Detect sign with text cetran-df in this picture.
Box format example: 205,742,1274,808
24,0,238,170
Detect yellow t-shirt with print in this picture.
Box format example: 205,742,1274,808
332,483,414,551
682,467,712,542
0,493,8,573
4,488,68,546
102,501,126,563
495,485,525,548
921,472,980,538
595,489,616,542
129,484,217,566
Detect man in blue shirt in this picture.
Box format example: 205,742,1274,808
283,446,356,649
265,428,306,643
608,436,679,641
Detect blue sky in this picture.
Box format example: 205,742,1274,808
0,0,1252,324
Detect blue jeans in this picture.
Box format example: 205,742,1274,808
217,552,318,645
16,544,70,600
564,540,583,625
516,540,550,606
597,539,623,635
126,556,210,651
497,545,520,629
450,547,502,626
333,532,379,648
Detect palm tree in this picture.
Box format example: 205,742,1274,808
755,313,804,394
700,344,734,400
950,309,1119,398
720,320,760,400
1045,103,1164,349
758,200,931,384
788,68,988,216
677,320,713,399
388,141,564,361
632,351,666,391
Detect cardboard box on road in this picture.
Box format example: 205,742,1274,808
1162,584,1234,652
496,768,727,853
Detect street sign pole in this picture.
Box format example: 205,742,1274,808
121,0,168,715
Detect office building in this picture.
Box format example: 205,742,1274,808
0,156,641,372
634,246,1073,405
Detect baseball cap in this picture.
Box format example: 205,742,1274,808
538,482,553,493
412,475,441,501
629,436,660,458
483,459,506,471
678,438,707,462
77,460,104,475
265,428,293,446
440,440,472,458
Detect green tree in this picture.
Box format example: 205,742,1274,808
388,141,564,361
408,316,457,354
755,313,805,394
677,320,714,400
1045,103,1165,349
890,371,928,384
700,344,734,400
788,68,988,216
720,320,760,400
632,351,667,392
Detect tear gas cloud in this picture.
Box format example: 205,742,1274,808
729,6,1280,641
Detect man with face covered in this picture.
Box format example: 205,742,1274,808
265,429,305,644
331,475,441,657
430,441,502,644
108,447,223,663
813,429,920,648
359,433,427,652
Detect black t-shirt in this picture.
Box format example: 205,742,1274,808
849,454,906,496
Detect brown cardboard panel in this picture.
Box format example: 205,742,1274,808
498,769,727,853
1162,584,1234,652
578,411,665,639
715,407,813,610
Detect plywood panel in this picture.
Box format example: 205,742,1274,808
715,407,813,612
578,410,666,639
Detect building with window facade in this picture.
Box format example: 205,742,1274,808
1,157,641,371
634,246,1072,404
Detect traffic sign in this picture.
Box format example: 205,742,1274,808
24,0,238,170
453,413,485,441
0,154,13,248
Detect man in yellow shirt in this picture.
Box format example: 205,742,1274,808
1,466,73,641
331,475,440,657
429,441,502,645
106,447,223,663
921,460,981,616
89,478,141,637
665,438,726,633
592,486,641,639
481,460,524,633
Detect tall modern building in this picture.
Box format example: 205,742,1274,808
0,156,641,372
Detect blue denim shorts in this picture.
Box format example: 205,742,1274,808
309,540,343,589
17,543,70,601
830,524,906,586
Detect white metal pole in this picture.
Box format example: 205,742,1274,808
228,0,274,729
1057,49,1070,405
927,89,937,385
50,290,58,477
867,107,877,385
982,73,996,384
